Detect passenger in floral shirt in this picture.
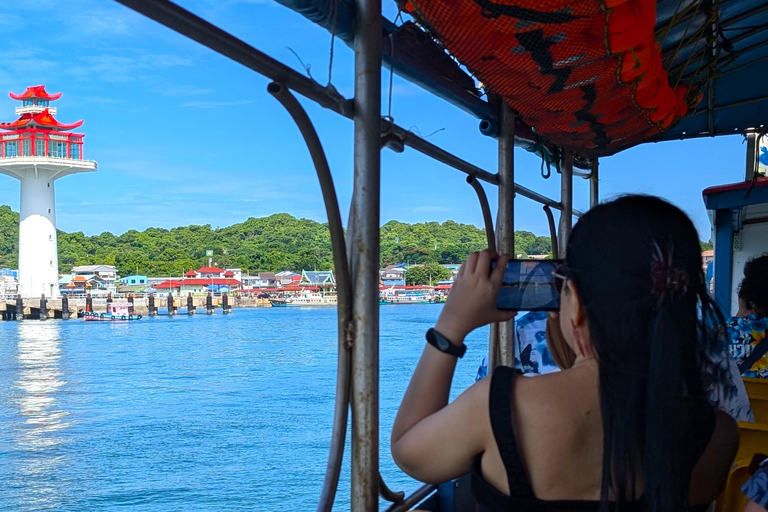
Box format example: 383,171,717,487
728,253,768,378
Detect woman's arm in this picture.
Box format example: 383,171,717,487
391,250,515,483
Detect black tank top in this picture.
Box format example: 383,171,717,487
470,366,716,512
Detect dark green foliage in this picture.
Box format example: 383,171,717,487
405,262,453,285
0,206,557,276
0,205,19,268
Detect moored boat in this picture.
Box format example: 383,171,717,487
83,302,142,321
379,287,436,305
271,290,337,307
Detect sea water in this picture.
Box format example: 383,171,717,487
0,305,490,511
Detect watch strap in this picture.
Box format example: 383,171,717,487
426,328,467,358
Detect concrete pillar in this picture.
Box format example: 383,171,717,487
148,293,157,316
187,293,195,314
15,294,24,320
222,292,230,314
39,294,48,320
61,293,69,319
206,292,214,315
167,293,175,316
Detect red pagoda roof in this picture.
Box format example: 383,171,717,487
224,270,235,277
184,270,197,277
0,109,83,131
9,85,62,101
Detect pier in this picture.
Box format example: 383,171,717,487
0,293,270,320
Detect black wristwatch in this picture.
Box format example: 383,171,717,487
426,328,467,358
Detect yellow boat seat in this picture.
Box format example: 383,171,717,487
744,377,768,424
714,457,754,512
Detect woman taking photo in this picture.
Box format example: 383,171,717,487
392,195,739,512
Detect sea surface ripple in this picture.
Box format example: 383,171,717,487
0,305,489,511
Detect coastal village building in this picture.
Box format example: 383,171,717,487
380,266,406,286
300,270,335,288
276,271,301,286
117,275,149,294
0,268,18,296
155,266,242,295
0,85,96,297
59,264,118,294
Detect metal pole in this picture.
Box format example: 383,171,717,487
495,102,516,369
745,132,758,181
559,150,574,257
589,158,599,209
350,0,381,507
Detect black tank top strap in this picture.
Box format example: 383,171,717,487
489,365,535,498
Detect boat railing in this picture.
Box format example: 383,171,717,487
113,1,584,510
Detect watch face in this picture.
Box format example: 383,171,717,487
438,337,450,351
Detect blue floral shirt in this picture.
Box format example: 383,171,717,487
728,314,768,378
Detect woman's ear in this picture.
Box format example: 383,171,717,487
566,280,587,327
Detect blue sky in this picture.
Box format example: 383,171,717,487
0,0,747,240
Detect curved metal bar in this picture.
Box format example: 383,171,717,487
379,472,406,503
543,205,559,260
466,176,497,250
383,484,438,512
266,82,353,512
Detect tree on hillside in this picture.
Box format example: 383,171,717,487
405,262,452,285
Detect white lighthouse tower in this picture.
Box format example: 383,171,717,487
0,85,97,298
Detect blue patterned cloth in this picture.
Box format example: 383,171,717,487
742,458,768,508
728,314,768,378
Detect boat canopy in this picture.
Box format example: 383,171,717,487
276,0,768,158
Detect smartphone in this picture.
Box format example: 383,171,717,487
494,259,563,311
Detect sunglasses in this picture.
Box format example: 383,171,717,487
552,264,567,292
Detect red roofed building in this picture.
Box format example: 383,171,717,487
197,266,224,278
156,277,242,294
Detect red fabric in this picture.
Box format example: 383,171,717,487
404,0,698,157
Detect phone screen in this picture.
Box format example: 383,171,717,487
495,259,563,311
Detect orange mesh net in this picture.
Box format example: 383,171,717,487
402,0,700,157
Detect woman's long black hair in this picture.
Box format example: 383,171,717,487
564,195,723,512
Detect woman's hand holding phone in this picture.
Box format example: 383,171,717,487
435,250,517,344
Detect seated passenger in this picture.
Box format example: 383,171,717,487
728,253,768,378
391,195,739,511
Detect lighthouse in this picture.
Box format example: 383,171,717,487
0,85,97,298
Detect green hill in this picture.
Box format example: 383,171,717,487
0,205,552,276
